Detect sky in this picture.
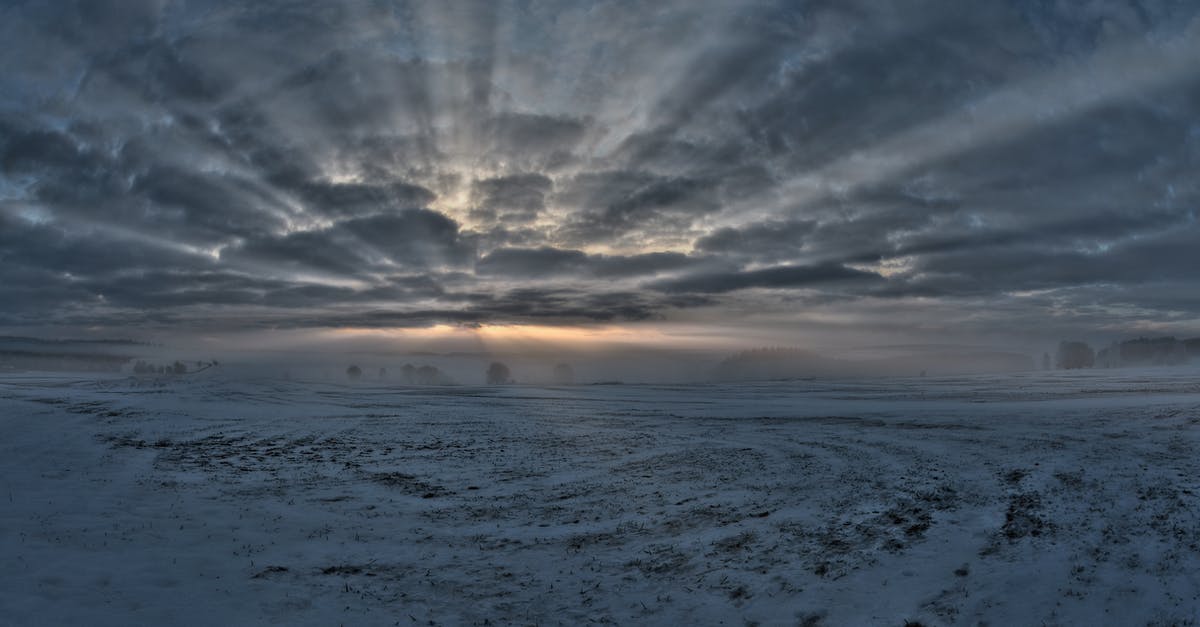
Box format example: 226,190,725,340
2,0,1199,354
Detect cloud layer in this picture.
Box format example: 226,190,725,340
2,0,1199,344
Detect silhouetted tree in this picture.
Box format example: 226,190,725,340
347,365,362,381
172,361,187,375
1042,353,1051,370
552,363,575,385
378,367,387,380
415,365,448,385
400,363,416,384
1056,341,1094,370
487,362,511,385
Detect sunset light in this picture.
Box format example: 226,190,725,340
4,2,1200,624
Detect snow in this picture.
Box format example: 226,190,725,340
2,369,1200,625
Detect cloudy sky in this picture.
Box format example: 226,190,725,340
2,0,1199,351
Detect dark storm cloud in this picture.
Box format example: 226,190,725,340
476,247,696,279
294,181,437,218
469,173,553,224
84,36,234,105
0,211,207,278
76,269,453,313
2,118,293,246
694,220,818,262
223,209,475,277
475,247,586,276
221,229,365,278
128,164,291,241
2,0,1200,337
461,287,704,323
19,0,166,54
729,11,1022,173
246,287,701,329
651,264,882,295
887,222,1200,296
1,127,86,175
0,209,221,325
0,267,95,320
483,113,588,171
470,225,551,250
341,210,475,268
554,171,720,245
870,209,1186,265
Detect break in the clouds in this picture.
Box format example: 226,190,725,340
2,0,1199,344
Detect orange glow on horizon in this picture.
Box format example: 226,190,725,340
322,323,677,350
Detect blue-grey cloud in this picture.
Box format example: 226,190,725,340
2,0,1199,341
476,247,697,279
650,263,882,295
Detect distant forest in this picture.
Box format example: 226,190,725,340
712,346,1035,380
1054,337,1200,370
715,337,1200,381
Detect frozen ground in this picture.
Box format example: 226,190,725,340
2,369,1200,626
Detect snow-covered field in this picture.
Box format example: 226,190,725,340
2,369,1200,626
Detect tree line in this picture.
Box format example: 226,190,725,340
344,361,575,385
1053,337,1200,370
132,360,218,375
